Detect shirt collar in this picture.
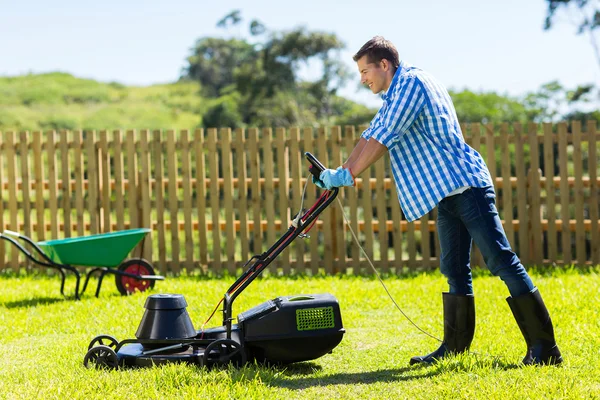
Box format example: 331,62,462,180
380,60,408,101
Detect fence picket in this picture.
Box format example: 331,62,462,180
74,131,85,236
99,131,110,233
543,123,557,261
60,131,72,237
317,128,332,274
234,128,248,266
85,131,98,234
167,130,181,272
588,121,599,265
113,131,125,232
344,127,361,273
33,132,45,240
276,127,291,272
249,128,262,259
304,127,319,274
500,123,514,246
375,155,389,272
6,132,19,269
558,123,571,264
528,123,543,265
331,127,345,274
180,130,194,271
289,128,303,272
221,128,236,275
19,132,32,242
139,130,153,261
153,130,167,274
126,130,138,230
468,123,484,267
571,122,586,265
0,132,4,268
207,129,221,271
261,128,276,272
514,123,529,265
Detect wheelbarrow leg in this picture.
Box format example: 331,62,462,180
95,269,109,298
58,268,67,296
81,268,103,297
65,265,82,300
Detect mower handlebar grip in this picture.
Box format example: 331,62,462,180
305,152,326,179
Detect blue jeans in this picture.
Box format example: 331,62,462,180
436,186,535,297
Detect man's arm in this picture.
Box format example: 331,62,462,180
342,138,368,170
346,138,388,177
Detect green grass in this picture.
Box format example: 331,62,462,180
1,266,599,399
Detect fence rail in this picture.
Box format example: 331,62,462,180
0,121,598,275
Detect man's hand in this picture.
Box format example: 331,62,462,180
319,168,354,190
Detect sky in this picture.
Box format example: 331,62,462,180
1,0,598,108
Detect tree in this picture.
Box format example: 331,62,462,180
182,37,255,97
450,89,529,123
544,0,600,69
182,11,349,127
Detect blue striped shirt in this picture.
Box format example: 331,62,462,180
361,60,493,222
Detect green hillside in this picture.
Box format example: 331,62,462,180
0,72,205,132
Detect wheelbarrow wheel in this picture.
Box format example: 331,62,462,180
115,258,156,296
83,345,119,370
87,334,119,350
202,339,247,368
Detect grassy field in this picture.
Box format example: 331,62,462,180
0,266,599,399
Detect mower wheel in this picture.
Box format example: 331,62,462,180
83,345,119,370
115,259,156,296
203,339,247,368
87,335,119,351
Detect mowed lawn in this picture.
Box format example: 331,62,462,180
0,266,598,400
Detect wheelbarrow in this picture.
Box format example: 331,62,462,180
0,228,164,299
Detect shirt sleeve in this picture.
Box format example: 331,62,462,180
360,107,384,140
369,75,425,148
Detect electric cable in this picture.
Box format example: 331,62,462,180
335,196,443,343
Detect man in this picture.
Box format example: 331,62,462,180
316,36,562,366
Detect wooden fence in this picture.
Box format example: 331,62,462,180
0,121,598,275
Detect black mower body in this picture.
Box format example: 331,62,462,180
239,293,345,364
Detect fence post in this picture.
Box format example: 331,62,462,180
588,121,599,265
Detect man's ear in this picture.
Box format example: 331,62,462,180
380,59,390,71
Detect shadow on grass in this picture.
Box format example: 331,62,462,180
1,296,66,309
264,358,522,389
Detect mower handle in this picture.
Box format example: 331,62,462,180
305,152,326,179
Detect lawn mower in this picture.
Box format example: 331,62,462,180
83,152,345,369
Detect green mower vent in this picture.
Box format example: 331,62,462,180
296,306,335,331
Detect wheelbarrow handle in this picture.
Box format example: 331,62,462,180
1,230,21,238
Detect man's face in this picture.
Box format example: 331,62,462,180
356,55,391,94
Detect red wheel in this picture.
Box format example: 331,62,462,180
115,259,156,295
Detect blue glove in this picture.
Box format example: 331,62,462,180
312,166,343,189
319,168,354,190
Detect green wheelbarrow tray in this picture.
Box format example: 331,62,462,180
37,228,151,267
0,228,164,300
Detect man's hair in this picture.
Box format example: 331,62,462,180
353,36,399,69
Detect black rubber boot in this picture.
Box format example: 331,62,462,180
506,289,563,365
409,293,475,365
